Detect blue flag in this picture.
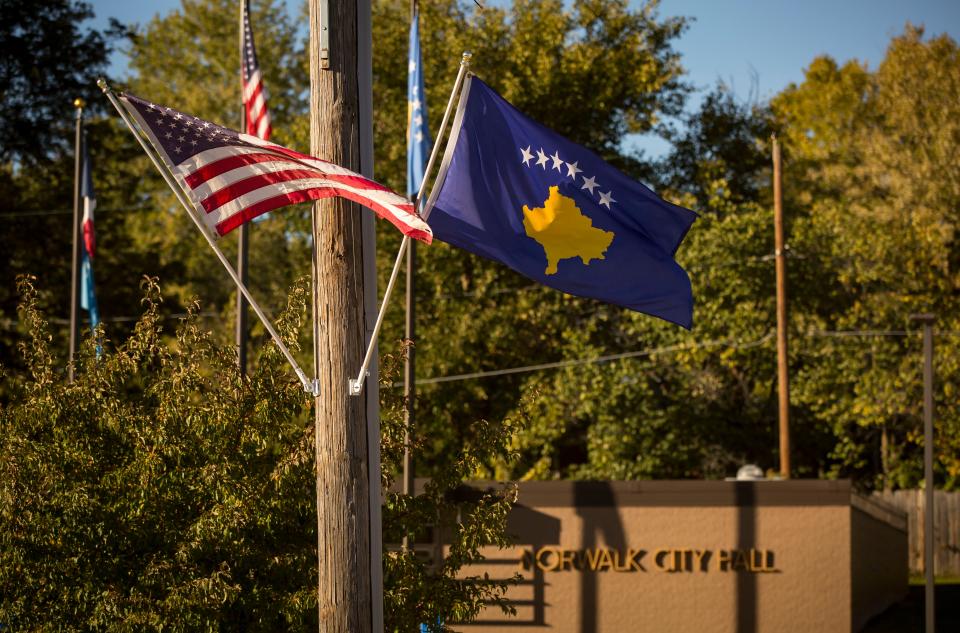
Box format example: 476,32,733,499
424,77,697,328
79,138,101,338
406,6,431,198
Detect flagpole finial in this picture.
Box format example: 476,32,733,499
73,97,85,109
461,51,472,66
96,77,110,94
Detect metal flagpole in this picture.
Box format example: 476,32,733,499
236,0,250,375
402,237,416,549
98,79,315,394
402,0,417,552
349,51,472,396
911,313,936,633
356,0,384,626
68,98,85,382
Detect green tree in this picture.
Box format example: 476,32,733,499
1,277,522,630
369,0,691,480
83,0,693,481
0,0,124,393
655,84,775,211
1,276,317,629
0,0,115,165
772,26,960,488
120,0,312,351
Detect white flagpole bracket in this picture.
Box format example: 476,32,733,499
318,0,330,69
98,78,320,397
348,51,472,397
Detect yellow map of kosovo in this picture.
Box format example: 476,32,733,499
522,186,615,275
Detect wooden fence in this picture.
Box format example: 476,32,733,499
871,490,960,576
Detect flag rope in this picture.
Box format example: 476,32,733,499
98,78,316,395
348,51,473,396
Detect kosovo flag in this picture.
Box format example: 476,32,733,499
424,77,697,328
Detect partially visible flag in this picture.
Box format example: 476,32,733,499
79,136,100,334
424,77,697,328
119,92,432,243
241,0,271,140
406,5,431,197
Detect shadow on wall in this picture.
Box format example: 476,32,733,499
573,482,627,633
735,482,758,633
468,480,761,632
470,504,561,626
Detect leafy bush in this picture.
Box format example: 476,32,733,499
1,276,521,631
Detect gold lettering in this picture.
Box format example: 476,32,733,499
629,548,646,571
612,549,628,571
572,550,588,570
693,549,710,572
764,550,777,572
586,549,604,571
732,549,749,571
596,549,614,571
519,549,534,571
527,547,770,573
536,547,562,572
654,549,673,572
718,549,732,571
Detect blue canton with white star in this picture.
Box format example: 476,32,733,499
122,93,255,165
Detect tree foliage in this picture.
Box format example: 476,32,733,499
771,26,960,488
0,0,114,165
1,277,522,630
3,4,960,629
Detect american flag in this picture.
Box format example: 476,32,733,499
242,0,271,140
119,92,433,242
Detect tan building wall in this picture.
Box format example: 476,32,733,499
453,480,906,633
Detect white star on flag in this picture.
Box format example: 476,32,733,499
536,148,549,169
550,151,564,172
566,161,582,179
599,190,616,208
521,145,534,166
581,175,598,194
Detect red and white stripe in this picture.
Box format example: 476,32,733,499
243,68,271,140
82,193,96,258
122,98,432,243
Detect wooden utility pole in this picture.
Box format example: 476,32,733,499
309,0,373,630
68,98,85,383
772,135,790,478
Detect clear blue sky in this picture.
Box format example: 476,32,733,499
89,0,960,157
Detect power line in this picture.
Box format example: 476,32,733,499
393,328,960,387
1,312,219,330
805,329,960,338
401,331,775,386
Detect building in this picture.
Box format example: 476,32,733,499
455,480,906,633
